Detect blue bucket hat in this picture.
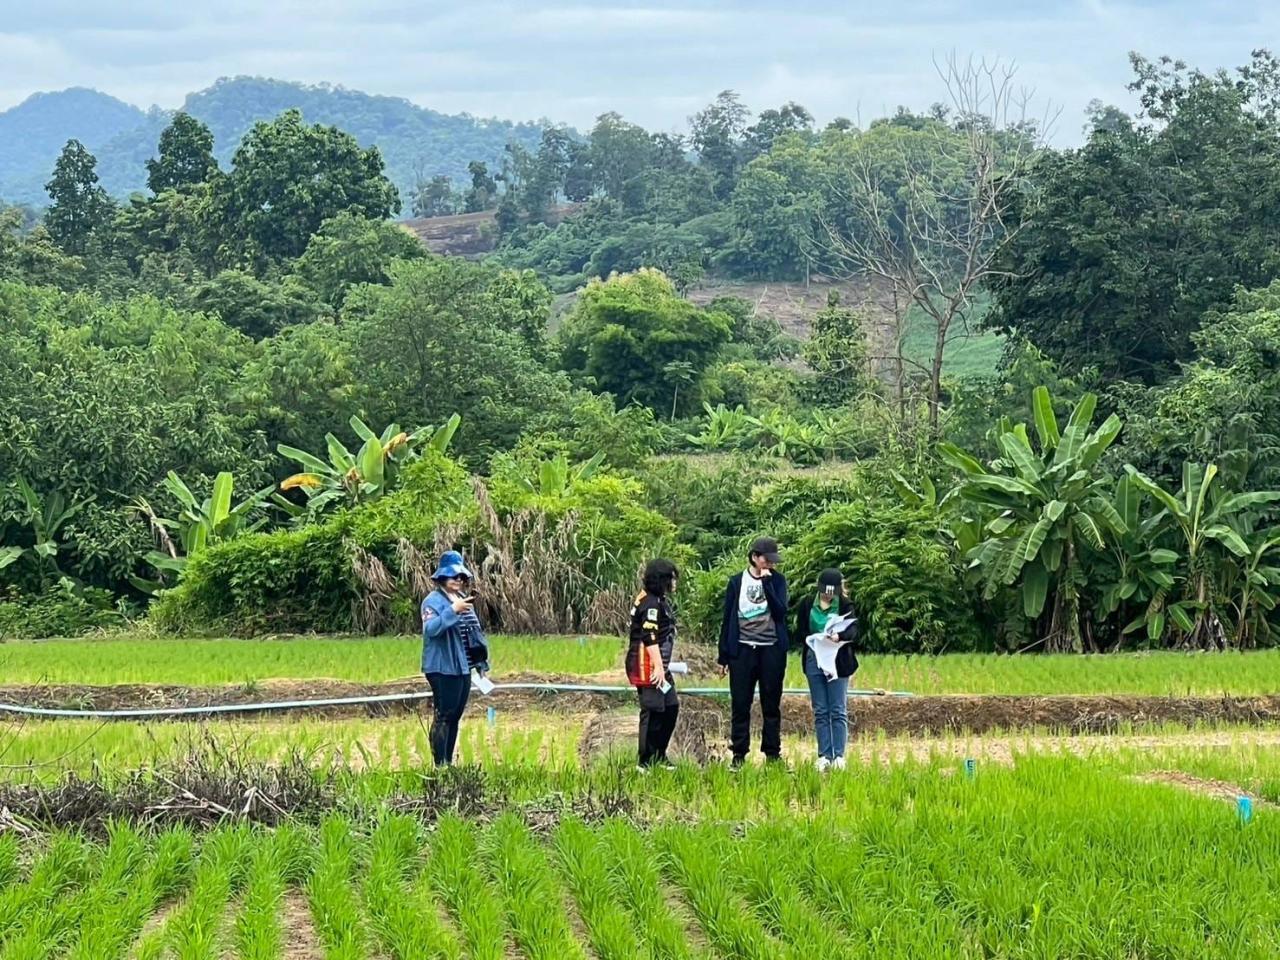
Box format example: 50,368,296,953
431,550,473,581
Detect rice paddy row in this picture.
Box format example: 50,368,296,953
4,633,1280,697
0,753,1278,958
5,713,1280,801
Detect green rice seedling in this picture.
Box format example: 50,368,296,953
0,837,18,893
304,816,369,960
658,824,794,960
0,832,90,945
483,814,587,960
65,826,196,960
364,814,461,960
0,822,143,959
426,815,510,960
232,831,293,960
551,818,644,960
727,823,861,960
596,820,708,960
141,825,253,960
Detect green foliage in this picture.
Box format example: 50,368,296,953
1116,280,1280,490
789,498,980,653
557,268,732,417
798,291,872,405
130,470,274,593
210,108,400,270
290,212,424,308
989,52,1280,383
146,113,217,194
190,269,319,339
151,523,352,635
278,414,460,519
942,388,1126,652
0,281,266,592
44,139,116,256
344,257,575,465
0,579,123,639
1125,462,1280,648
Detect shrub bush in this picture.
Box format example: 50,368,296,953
0,581,124,639
153,451,471,635
788,500,981,653
151,524,352,635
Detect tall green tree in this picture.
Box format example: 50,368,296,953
988,51,1280,383
690,91,750,200
44,139,116,256
556,268,732,416
210,109,400,270
146,113,217,194
800,292,873,405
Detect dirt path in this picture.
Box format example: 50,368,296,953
280,891,322,960
582,709,1280,767
6,681,1280,737
1136,771,1269,806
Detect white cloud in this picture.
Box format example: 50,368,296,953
0,1,1273,142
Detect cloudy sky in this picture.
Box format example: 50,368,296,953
1,1,1276,142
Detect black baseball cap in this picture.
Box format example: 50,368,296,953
749,536,781,564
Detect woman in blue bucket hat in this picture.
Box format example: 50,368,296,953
421,550,490,766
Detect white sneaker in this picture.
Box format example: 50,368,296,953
831,756,846,770
815,757,830,773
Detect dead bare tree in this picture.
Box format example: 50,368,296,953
820,54,1057,434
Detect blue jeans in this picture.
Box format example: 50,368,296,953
804,654,849,760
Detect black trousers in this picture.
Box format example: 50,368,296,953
637,679,679,765
727,643,786,760
425,672,472,766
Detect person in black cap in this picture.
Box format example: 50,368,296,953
793,568,859,771
717,536,789,767
421,550,490,766
626,559,681,770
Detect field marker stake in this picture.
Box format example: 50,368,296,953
1238,796,1253,824
964,757,976,779
487,706,497,728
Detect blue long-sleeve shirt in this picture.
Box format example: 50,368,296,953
421,590,489,676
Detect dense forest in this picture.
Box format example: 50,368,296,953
0,77,547,210
4,51,1280,655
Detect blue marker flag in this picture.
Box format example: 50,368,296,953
1238,796,1254,824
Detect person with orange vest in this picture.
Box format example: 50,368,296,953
626,559,680,770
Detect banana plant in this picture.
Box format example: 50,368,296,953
131,470,273,594
1225,533,1280,648
516,451,606,497
1125,462,1280,648
943,387,1126,652
1095,473,1187,644
7,477,88,586
278,413,460,516
685,403,761,451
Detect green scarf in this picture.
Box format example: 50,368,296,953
809,596,839,635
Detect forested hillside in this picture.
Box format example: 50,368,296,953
4,51,1280,656
0,77,548,210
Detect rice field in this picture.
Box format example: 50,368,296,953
3,633,1280,697
0,753,1277,958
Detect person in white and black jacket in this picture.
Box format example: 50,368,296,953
626,559,681,770
717,537,789,767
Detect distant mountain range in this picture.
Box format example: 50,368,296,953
0,77,551,211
